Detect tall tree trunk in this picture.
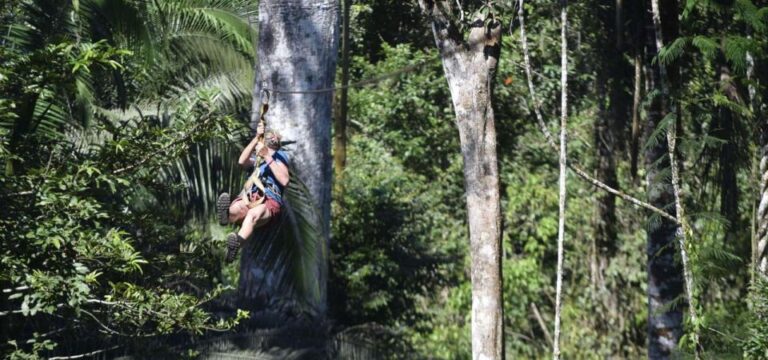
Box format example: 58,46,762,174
715,61,740,244
334,0,350,189
649,0,701,355
644,0,685,357
592,0,627,289
630,54,643,181
241,0,339,312
758,113,768,275
553,2,568,359
418,2,503,359
756,56,768,276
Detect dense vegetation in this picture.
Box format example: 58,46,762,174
2,0,768,359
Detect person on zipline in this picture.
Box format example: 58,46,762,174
217,123,290,263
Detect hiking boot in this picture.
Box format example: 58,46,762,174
225,233,244,263
217,192,230,226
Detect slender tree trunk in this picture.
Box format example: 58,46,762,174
644,1,684,357
649,0,701,356
553,2,568,359
241,0,339,312
630,54,643,181
6,93,40,176
334,0,350,188
418,2,503,359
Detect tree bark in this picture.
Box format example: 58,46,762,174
241,0,339,312
644,0,684,357
715,61,739,244
333,0,350,188
592,0,626,289
649,0,701,356
630,54,643,181
553,2,568,359
418,2,503,359
756,57,768,276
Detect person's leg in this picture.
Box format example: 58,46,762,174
225,204,273,263
228,196,251,224
237,204,273,240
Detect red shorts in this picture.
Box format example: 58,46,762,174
263,197,282,218
234,194,282,220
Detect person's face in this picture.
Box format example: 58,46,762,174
266,133,280,149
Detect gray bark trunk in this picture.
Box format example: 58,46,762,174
419,2,503,359
757,57,768,276
759,121,768,275
553,2,568,359
240,0,339,312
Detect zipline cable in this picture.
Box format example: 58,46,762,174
258,61,432,97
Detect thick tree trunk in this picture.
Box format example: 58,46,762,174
756,57,768,276
758,118,768,275
419,2,503,359
240,0,339,312
644,0,684,357
715,61,740,243
592,0,626,289
643,68,684,359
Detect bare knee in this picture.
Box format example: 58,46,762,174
229,199,248,223
245,206,266,222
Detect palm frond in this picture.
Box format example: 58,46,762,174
691,35,718,60
240,171,324,310
31,92,70,141
159,138,246,220
166,69,254,111
642,112,675,154
734,0,765,33
657,37,689,66
155,0,256,57
723,36,756,74
80,0,153,54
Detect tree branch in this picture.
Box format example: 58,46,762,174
2,286,29,293
48,345,121,360
418,0,464,59
530,302,553,347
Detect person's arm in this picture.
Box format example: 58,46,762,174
258,148,290,187
238,124,265,168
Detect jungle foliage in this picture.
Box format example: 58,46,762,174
2,0,768,358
